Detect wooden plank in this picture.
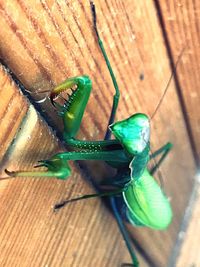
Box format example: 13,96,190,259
0,0,196,266
154,0,200,161
176,175,200,267
153,0,200,265
0,65,28,161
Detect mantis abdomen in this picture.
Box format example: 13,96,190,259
123,169,172,230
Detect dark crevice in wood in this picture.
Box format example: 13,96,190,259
0,57,64,142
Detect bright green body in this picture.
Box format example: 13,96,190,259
109,114,172,230
5,3,173,267
123,169,172,230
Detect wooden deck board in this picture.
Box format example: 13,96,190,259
0,1,198,266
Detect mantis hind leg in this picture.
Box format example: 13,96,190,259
90,2,120,140
149,142,172,175
54,187,124,210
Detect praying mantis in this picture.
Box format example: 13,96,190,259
4,2,174,266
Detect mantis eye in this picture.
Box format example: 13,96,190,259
109,113,150,155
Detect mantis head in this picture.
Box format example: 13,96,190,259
109,113,150,156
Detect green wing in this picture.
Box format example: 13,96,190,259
123,169,172,230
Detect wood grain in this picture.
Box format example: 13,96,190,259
154,0,200,162
153,1,200,265
176,175,200,267
0,65,28,162
0,0,197,266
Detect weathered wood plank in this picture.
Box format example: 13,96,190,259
154,0,200,162
0,0,196,266
154,0,200,265
176,175,200,267
0,65,28,162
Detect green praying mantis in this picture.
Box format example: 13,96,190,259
4,2,174,267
